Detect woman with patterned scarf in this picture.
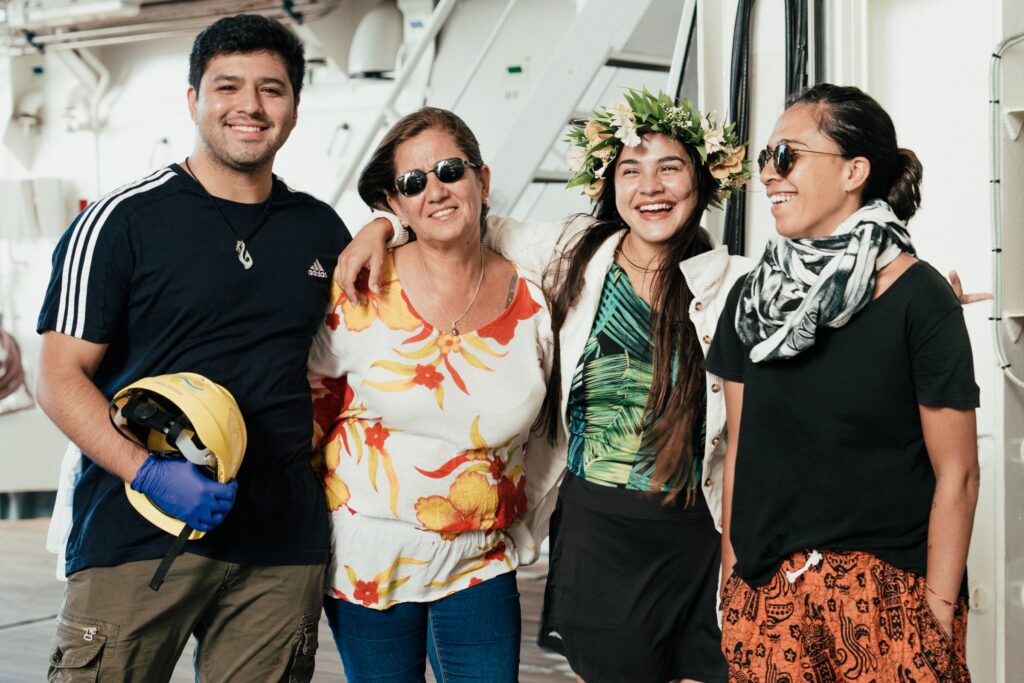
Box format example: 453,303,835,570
338,89,751,683
705,83,979,682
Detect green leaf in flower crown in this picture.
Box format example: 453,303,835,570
564,86,749,204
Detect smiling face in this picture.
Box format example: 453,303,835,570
388,127,490,245
188,50,298,173
613,133,700,251
761,103,868,239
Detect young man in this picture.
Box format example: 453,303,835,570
36,15,350,682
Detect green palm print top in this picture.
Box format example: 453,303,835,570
567,262,705,491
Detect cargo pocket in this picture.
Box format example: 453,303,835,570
287,610,320,683
48,614,109,683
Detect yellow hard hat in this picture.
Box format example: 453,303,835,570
110,373,246,540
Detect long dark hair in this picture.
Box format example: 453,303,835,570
787,83,923,221
539,140,716,502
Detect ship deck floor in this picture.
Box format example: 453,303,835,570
0,519,573,682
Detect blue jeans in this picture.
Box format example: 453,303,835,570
324,571,521,683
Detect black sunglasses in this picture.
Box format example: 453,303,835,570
394,157,480,197
757,143,846,177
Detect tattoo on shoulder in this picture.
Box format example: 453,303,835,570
505,273,518,307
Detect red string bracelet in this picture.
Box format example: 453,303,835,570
926,582,956,607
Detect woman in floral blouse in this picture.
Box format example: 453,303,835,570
338,90,752,683
307,107,555,683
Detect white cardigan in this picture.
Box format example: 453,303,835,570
480,215,754,537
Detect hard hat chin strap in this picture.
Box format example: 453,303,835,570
174,430,216,469
109,393,214,593
115,395,215,468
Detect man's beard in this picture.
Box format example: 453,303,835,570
199,124,286,173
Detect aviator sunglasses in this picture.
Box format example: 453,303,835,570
395,157,481,197
757,142,846,177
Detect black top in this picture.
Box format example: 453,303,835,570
38,164,350,575
705,261,979,588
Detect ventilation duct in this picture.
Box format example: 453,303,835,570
4,0,143,30
0,0,341,54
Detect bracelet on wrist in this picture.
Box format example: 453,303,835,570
925,582,956,607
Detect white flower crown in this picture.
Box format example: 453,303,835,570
565,88,750,208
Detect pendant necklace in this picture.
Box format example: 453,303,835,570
416,244,485,336
184,157,273,270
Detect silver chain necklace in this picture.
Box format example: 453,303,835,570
416,244,485,336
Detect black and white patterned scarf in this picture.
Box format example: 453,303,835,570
736,199,916,362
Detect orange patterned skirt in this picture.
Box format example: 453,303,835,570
720,550,970,682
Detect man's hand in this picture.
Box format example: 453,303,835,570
130,455,238,532
948,270,994,305
334,217,394,306
0,327,26,400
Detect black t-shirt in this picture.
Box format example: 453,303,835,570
704,261,979,588
38,164,351,575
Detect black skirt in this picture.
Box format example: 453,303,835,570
539,472,726,683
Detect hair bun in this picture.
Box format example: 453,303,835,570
886,148,923,222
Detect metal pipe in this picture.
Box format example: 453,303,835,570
988,32,1024,389
78,48,110,130
448,0,519,111
4,29,201,56
666,0,696,98
53,48,108,195
328,0,459,207
24,18,223,43
53,50,98,93
6,0,337,32
0,1,339,54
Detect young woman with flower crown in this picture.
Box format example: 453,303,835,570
706,84,979,681
338,89,751,683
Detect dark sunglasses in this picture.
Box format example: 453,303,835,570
394,157,480,197
757,143,846,177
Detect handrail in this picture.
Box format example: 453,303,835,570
988,31,1024,389
448,0,519,111
666,0,697,98
328,0,459,207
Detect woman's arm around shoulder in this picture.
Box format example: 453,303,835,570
335,210,597,303
483,213,595,283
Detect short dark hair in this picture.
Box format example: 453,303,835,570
787,83,923,222
357,107,487,225
189,14,305,98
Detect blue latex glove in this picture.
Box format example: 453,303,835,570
130,455,238,532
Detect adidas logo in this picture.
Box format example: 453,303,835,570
308,259,328,279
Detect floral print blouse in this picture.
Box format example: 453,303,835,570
308,252,552,608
